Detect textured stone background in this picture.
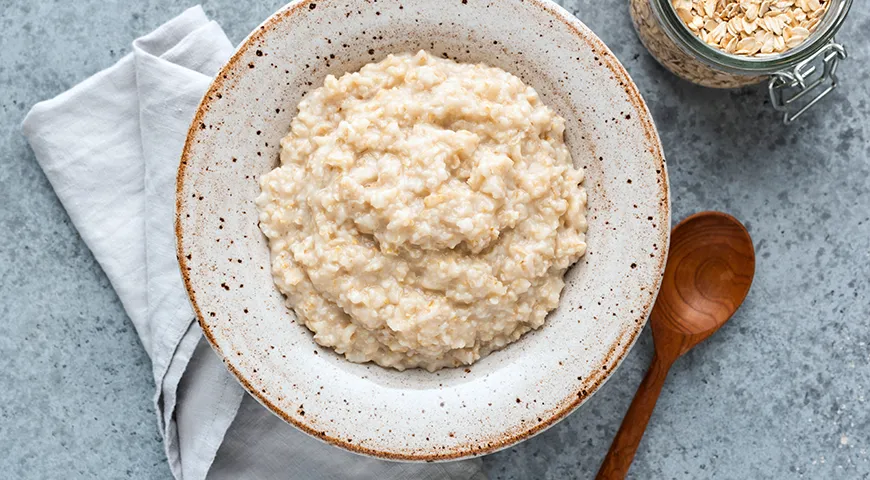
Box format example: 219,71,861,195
1,0,868,478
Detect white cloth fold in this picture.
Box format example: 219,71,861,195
21,6,485,480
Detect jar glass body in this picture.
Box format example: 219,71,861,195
630,0,853,89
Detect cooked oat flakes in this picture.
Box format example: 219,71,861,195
257,51,588,372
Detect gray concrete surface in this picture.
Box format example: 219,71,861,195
1,0,868,478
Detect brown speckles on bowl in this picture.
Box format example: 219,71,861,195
176,0,668,462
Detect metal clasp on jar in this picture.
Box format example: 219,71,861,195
768,41,848,124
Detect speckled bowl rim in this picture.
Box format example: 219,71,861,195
176,0,669,461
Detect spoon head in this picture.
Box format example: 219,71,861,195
651,211,755,358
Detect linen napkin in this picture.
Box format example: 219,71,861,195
21,6,485,480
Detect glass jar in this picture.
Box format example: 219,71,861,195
630,0,852,123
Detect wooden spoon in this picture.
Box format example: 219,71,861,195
596,211,756,479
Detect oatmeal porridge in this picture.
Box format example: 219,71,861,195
256,51,588,371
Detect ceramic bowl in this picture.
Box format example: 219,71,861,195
176,0,669,461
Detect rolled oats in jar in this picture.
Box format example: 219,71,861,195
630,0,854,122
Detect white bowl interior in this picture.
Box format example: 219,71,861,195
177,0,669,460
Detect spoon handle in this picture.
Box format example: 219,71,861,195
595,353,674,480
